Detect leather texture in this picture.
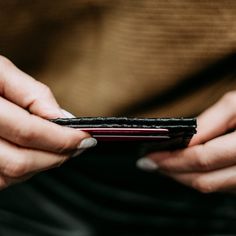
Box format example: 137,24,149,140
52,117,196,155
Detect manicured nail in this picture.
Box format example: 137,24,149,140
136,157,158,172
61,109,75,118
78,138,97,149
71,138,97,158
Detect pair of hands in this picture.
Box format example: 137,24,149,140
1,55,236,194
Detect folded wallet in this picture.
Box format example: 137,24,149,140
52,117,197,156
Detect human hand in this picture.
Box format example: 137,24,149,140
137,92,236,193
0,56,97,190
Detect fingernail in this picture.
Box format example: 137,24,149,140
136,157,159,172
61,109,75,118
71,138,97,158
78,138,97,149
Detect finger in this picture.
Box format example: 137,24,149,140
145,131,236,173
164,165,236,193
0,97,93,153
0,138,72,180
190,92,236,146
0,55,64,118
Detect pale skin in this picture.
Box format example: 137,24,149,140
144,92,236,193
0,55,92,190
2,55,236,194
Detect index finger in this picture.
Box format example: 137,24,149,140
0,55,64,119
0,96,92,153
148,131,236,173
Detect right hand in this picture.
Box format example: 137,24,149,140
0,55,96,190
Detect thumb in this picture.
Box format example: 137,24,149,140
190,92,236,146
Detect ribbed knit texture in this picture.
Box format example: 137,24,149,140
0,0,236,117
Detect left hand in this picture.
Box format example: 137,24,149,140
137,92,236,193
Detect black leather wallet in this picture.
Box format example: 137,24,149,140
52,117,197,155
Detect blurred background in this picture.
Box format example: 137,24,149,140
0,0,236,118
1,2,236,235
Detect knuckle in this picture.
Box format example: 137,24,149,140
192,177,215,193
196,156,211,171
15,126,37,146
38,83,53,97
192,146,210,171
222,91,236,107
220,91,236,128
56,137,75,153
54,128,87,154
31,82,54,103
0,55,12,69
4,155,29,178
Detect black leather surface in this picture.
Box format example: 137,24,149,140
52,117,196,129
52,117,197,154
